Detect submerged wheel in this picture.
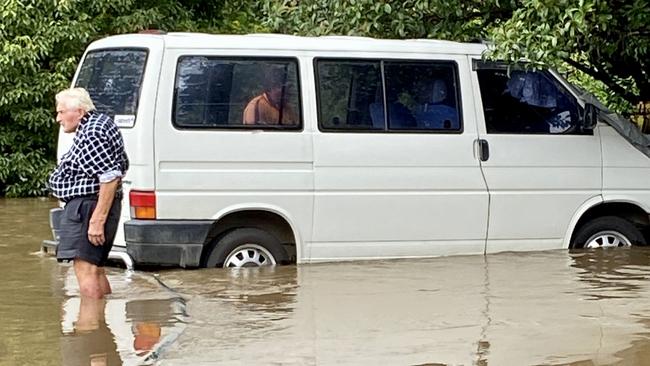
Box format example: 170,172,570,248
572,216,646,249
205,228,288,268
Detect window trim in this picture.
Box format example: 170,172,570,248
171,56,304,132
314,57,464,134
74,47,149,129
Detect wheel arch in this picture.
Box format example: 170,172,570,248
199,203,303,266
565,198,650,247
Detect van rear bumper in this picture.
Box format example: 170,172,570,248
124,220,213,268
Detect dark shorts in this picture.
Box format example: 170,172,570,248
56,196,121,267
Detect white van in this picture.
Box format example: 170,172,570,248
47,32,650,269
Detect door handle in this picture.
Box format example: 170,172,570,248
477,139,489,162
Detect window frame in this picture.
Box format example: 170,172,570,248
74,47,149,128
314,57,464,134
171,55,304,132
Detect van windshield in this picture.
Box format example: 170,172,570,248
74,49,147,123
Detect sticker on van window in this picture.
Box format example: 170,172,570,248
114,115,136,128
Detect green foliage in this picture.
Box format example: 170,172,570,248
486,0,649,117
0,0,257,197
560,65,634,115
262,0,516,41
263,0,649,121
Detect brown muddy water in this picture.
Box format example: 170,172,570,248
2,198,650,365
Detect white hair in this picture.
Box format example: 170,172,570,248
55,87,96,112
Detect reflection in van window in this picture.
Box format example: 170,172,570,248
384,62,460,131
317,60,461,132
75,49,147,120
173,57,301,128
317,60,383,130
477,69,581,134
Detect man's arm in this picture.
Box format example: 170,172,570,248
243,95,264,125
87,179,119,246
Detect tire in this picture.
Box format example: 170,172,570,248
571,216,646,249
204,228,289,268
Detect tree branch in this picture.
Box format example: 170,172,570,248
563,57,641,105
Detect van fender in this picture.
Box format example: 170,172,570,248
562,195,604,248
210,203,304,261
601,193,650,214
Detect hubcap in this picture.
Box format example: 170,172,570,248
584,231,632,249
224,243,276,268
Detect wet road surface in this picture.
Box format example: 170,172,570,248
2,198,650,365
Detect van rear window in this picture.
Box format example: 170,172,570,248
75,49,147,125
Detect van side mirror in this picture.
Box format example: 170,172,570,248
582,103,598,131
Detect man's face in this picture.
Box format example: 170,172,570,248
56,102,84,133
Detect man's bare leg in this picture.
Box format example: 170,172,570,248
98,267,112,295
74,259,108,299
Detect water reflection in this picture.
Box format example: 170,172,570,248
60,298,121,366
160,266,298,312
0,198,192,366
157,251,650,366
58,266,187,365
570,248,650,300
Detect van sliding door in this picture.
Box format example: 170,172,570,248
310,56,490,261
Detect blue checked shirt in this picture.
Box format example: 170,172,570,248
49,111,129,202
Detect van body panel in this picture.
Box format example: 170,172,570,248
600,124,650,212
160,33,487,56
561,196,606,248
66,36,165,248
83,35,164,189
310,55,490,261
479,135,602,250
469,66,604,251
154,48,314,261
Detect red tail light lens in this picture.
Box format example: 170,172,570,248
129,190,156,219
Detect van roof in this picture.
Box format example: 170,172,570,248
89,32,488,56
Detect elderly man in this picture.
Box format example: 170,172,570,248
49,87,129,299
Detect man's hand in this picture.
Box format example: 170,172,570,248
88,219,106,246
87,178,119,246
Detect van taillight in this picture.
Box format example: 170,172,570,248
129,190,156,219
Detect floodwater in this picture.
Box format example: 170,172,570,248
2,199,650,365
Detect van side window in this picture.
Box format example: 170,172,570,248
75,49,147,121
173,57,301,129
317,60,383,130
477,69,582,134
384,62,461,131
316,59,462,132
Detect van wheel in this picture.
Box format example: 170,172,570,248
205,228,288,268
572,216,645,249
